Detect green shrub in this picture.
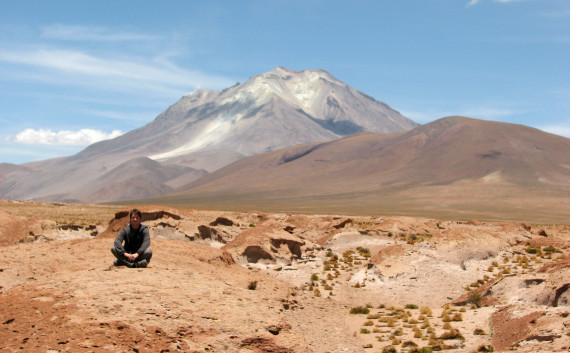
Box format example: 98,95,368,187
543,246,557,253
469,292,482,308
350,306,370,314
418,347,433,353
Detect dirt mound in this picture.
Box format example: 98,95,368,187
0,209,29,246
98,205,183,238
223,225,316,265
369,244,406,265
0,237,312,353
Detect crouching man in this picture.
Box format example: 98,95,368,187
111,208,152,268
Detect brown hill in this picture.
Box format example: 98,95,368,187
149,116,570,223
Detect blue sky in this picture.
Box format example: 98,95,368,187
1,0,568,164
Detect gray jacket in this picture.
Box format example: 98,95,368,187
113,224,150,255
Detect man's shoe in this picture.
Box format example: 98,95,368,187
115,259,135,268
135,259,148,268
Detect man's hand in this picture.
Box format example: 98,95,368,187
124,252,139,262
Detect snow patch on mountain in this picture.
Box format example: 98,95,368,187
149,112,245,160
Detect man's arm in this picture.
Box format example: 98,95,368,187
113,229,127,255
136,226,151,255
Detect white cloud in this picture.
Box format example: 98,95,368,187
85,109,158,123
539,123,570,138
400,106,515,124
460,107,514,120
42,24,158,41
468,0,530,5
399,110,448,124
9,128,124,146
0,48,227,87
0,47,235,98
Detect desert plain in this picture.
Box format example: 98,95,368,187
0,200,568,353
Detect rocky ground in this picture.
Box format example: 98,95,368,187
0,200,568,353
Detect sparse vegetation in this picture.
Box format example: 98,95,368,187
402,340,418,348
393,328,404,336
468,292,483,308
0,201,121,226
3,201,568,353
439,328,463,340
417,348,433,353
350,306,370,314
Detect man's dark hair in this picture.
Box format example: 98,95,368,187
129,208,142,219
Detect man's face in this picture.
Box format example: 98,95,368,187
130,213,141,229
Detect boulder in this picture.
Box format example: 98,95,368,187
223,225,314,264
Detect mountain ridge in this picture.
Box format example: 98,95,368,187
0,67,416,203
145,116,570,223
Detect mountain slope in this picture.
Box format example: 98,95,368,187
152,117,570,223
80,66,416,168
74,157,208,203
0,67,416,203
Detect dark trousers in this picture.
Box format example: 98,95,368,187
111,245,153,266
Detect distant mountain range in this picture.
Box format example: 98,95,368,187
0,67,417,203
150,116,570,223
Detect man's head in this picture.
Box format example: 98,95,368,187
129,209,142,229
